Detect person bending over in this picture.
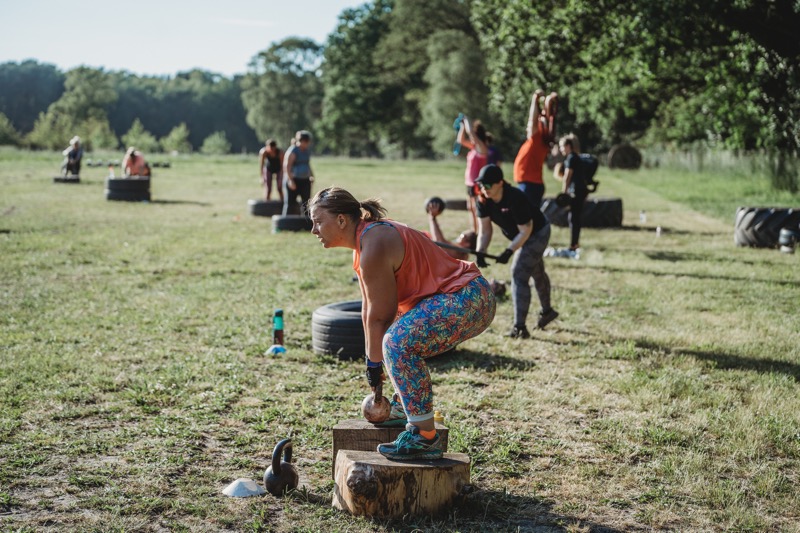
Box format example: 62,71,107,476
475,164,558,339
309,187,496,460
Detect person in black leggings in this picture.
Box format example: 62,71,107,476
558,134,589,252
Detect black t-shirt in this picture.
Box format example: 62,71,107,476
564,152,589,193
476,182,548,241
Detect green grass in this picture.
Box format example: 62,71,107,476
1,147,799,531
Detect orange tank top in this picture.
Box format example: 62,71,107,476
353,219,481,314
513,122,548,184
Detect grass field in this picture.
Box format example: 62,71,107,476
1,147,799,532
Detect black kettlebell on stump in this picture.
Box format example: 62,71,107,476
264,438,299,496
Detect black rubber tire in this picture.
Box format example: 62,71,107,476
311,300,364,360
105,177,151,202
607,144,642,170
249,199,283,217
540,197,569,227
541,196,623,228
53,176,80,184
734,207,800,248
445,198,468,211
271,214,312,232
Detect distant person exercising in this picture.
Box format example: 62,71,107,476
282,130,314,216
259,139,284,202
425,197,477,260
455,116,489,232
122,147,150,177
475,164,558,338
557,134,596,253
513,89,557,209
62,136,83,176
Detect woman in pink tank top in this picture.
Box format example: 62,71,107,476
456,116,489,233
309,187,496,461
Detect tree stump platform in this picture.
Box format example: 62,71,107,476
332,419,449,475
332,450,470,518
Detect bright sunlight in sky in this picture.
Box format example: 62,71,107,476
0,0,365,78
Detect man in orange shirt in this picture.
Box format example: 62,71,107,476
513,90,557,209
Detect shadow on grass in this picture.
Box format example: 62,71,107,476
580,264,797,287
290,486,626,532
643,250,770,267
610,225,721,237
427,347,536,373
634,338,800,381
150,199,212,206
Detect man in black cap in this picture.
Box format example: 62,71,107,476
475,164,558,338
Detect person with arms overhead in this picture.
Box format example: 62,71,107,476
513,89,556,209
455,116,489,232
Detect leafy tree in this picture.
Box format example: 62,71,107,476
241,38,324,148
0,60,64,133
373,0,476,156
471,0,800,161
200,131,231,155
160,123,192,153
121,118,160,153
318,0,393,156
421,29,491,155
51,67,117,122
0,112,20,146
85,117,119,150
26,111,76,150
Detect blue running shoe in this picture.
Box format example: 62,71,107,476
377,423,443,461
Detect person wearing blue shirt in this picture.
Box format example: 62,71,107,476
282,130,314,216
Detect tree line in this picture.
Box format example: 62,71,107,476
0,0,797,188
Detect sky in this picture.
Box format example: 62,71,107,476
0,0,365,78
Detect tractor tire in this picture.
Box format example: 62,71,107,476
735,207,800,248
311,300,364,360
540,197,569,227
541,197,623,228
105,176,151,202
271,214,312,233
249,199,283,217
445,198,468,211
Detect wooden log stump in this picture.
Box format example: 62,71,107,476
332,419,449,475
332,450,469,518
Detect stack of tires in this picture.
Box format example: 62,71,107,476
311,300,364,360
106,176,150,202
735,207,800,251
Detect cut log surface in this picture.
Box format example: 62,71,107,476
332,419,449,475
332,450,470,518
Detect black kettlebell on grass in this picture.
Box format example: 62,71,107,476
264,438,299,496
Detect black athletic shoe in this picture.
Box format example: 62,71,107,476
537,308,559,329
507,324,531,339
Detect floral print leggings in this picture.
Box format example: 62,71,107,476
382,276,496,423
